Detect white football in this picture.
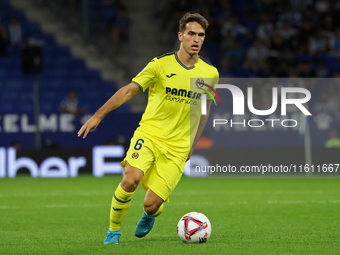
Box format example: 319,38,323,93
177,212,211,243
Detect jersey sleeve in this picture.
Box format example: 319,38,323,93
207,68,220,101
132,58,159,92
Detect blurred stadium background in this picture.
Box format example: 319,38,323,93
0,0,339,177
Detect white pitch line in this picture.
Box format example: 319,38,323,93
172,190,333,195
267,200,340,204
0,204,108,210
0,191,111,198
0,200,339,210
1,190,338,198
0,202,148,210
174,200,340,206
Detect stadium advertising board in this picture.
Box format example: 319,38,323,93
0,146,125,178
0,112,142,148
0,145,201,178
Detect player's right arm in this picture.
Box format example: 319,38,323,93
77,82,140,139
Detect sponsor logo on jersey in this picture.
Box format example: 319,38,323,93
165,85,202,105
165,87,201,99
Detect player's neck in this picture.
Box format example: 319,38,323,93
176,49,199,67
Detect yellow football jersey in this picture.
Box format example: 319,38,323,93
132,51,219,160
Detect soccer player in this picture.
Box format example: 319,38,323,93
77,12,219,244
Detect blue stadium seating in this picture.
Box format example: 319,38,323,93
16,103,33,113
1,91,18,102
0,103,15,113
0,0,125,115
19,92,33,102
0,70,7,79
40,102,55,113
5,79,24,89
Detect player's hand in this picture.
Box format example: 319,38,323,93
77,115,102,139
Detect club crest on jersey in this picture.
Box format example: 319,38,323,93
195,78,222,106
196,78,205,88
132,152,139,159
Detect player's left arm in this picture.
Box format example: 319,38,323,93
187,100,212,161
77,82,140,138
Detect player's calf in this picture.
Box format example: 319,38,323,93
144,203,164,217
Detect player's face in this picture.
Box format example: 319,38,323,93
178,22,205,56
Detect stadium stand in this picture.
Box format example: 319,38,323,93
160,0,340,79
1,0,340,148
0,0,126,115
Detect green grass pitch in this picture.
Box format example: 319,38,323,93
0,175,339,255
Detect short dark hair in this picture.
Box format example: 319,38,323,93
179,13,209,32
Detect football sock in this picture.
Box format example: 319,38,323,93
109,182,134,231
145,203,164,218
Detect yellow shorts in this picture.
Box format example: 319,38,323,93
121,135,185,202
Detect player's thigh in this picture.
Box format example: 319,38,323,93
122,136,155,173
148,155,185,202
121,136,155,189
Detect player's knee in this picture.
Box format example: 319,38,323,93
121,177,139,192
143,202,159,215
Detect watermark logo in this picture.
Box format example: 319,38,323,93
199,83,312,129
196,78,222,107
201,84,311,116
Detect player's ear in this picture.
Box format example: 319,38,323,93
178,31,183,42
